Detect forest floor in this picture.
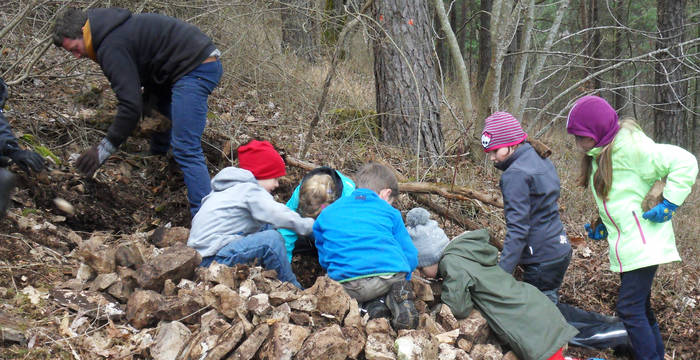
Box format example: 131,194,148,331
0,59,698,360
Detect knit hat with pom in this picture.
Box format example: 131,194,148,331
237,140,286,180
481,112,528,152
406,207,450,267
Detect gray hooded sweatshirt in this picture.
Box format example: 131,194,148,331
188,167,315,257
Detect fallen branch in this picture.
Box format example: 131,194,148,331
399,182,503,209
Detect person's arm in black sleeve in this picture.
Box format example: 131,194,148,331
498,171,531,274
75,48,142,176
0,81,44,173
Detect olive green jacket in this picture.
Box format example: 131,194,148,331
439,229,578,360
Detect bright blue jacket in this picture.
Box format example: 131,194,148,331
280,168,355,261
313,188,418,282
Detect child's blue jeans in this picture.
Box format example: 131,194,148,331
150,59,223,217
522,249,572,303
617,265,663,360
200,230,302,288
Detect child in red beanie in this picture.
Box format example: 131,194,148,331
187,140,314,288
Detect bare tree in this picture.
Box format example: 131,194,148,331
281,0,319,63
372,0,444,159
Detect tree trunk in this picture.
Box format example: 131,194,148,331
581,0,601,91
654,0,688,148
612,0,627,111
477,0,492,89
372,0,444,159
281,0,319,63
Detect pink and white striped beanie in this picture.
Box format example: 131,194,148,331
481,112,528,152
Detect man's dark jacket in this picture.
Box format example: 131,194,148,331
496,142,571,273
439,229,578,360
87,8,216,147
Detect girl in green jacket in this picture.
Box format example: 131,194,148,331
566,95,698,360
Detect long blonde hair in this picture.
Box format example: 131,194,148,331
578,118,640,200
298,173,337,218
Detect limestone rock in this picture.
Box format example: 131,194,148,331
288,294,317,312
51,288,124,321
439,343,472,360
75,263,95,283
304,276,351,320
296,324,347,360
458,310,489,344
247,293,272,316
79,235,116,274
259,322,310,359
204,322,246,360
435,329,460,344
206,262,239,289
269,290,300,306
115,243,144,268
394,329,439,360
90,272,119,291
419,313,446,336
366,318,395,336
438,304,459,331
411,277,434,302
365,333,397,360
136,246,201,292
158,294,202,324
343,298,363,328
470,344,502,360
342,325,366,359
290,311,313,326
126,290,164,329
229,324,270,360
239,279,257,299
148,226,190,248
501,351,520,360
204,284,246,319
150,321,191,360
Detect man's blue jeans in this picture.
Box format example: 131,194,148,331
617,265,664,360
151,60,223,217
200,230,303,288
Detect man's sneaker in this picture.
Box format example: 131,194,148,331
363,298,391,319
385,280,419,330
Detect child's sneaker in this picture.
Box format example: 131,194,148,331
363,298,391,319
386,280,419,330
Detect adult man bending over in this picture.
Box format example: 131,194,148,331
52,7,223,217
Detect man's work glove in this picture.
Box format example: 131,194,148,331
7,149,44,173
76,138,116,176
642,199,678,223
584,222,608,240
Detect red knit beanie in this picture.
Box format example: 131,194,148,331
481,112,528,152
237,140,286,180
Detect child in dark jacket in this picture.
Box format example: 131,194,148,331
481,111,571,302
406,207,578,360
313,162,419,330
187,140,314,288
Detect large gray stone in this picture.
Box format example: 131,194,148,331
150,321,191,360
136,246,201,292
394,329,439,360
258,322,310,359
365,333,397,360
295,324,347,360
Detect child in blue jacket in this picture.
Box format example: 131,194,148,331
482,112,571,302
313,162,419,330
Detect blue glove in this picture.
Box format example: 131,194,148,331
584,223,607,240
642,199,678,223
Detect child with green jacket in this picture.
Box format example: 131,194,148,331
567,95,698,360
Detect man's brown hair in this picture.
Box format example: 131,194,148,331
52,7,87,47
354,162,398,199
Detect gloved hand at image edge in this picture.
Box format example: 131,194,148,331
642,198,678,223
76,137,116,176
8,148,44,173
584,222,608,240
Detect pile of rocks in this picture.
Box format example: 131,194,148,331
50,227,519,360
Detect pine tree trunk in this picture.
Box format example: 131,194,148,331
477,0,492,88
654,0,688,147
372,0,444,158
